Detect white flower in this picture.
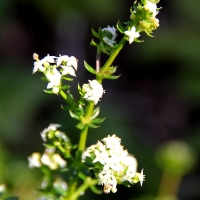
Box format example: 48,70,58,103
102,26,117,47
67,56,78,70
55,131,68,142
41,148,67,170
83,134,144,192
97,169,117,194
28,152,42,168
57,55,78,76
57,55,69,67
53,178,68,191
120,156,138,183
124,26,140,44
33,55,56,74
82,80,105,105
144,1,158,17
45,68,62,94
41,124,61,141
61,66,76,76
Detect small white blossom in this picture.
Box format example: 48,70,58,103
55,130,68,142
41,124,61,141
45,68,62,94
82,80,105,105
102,26,117,47
124,26,140,44
67,56,78,70
33,54,56,74
144,1,158,17
53,178,68,191
57,55,78,76
41,148,67,170
28,152,42,168
83,135,145,193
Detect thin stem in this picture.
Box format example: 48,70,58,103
96,48,101,73
68,102,95,198
69,178,98,200
100,37,127,74
76,102,94,161
156,170,182,199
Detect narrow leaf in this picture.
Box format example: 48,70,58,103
90,40,98,47
76,123,85,130
117,20,126,33
91,28,99,38
104,75,121,80
84,61,96,74
69,110,79,120
90,185,103,194
91,107,100,120
91,118,105,124
61,85,70,90
62,77,74,81
44,89,53,94
88,123,99,129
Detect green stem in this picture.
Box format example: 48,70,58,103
100,37,127,75
68,102,95,198
76,102,95,160
67,37,126,199
69,178,98,200
156,170,181,199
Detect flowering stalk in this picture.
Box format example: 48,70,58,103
28,1,161,199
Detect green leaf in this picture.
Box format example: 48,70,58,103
91,28,99,38
90,107,100,120
87,123,99,129
69,110,80,120
123,181,131,187
76,123,85,130
117,20,126,33
84,61,96,74
61,105,71,110
62,77,74,81
41,76,48,81
91,118,105,124
61,85,70,90
44,89,53,94
109,66,118,74
90,40,98,47
74,106,84,116
90,185,103,194
103,75,121,80
66,92,75,105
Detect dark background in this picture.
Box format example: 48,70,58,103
0,0,200,199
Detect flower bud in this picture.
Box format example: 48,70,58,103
139,20,151,30
130,13,136,21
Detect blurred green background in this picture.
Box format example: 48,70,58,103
0,0,200,199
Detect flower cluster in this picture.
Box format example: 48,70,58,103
82,80,105,105
28,148,67,170
124,0,160,44
83,135,145,193
102,26,117,47
33,53,78,94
